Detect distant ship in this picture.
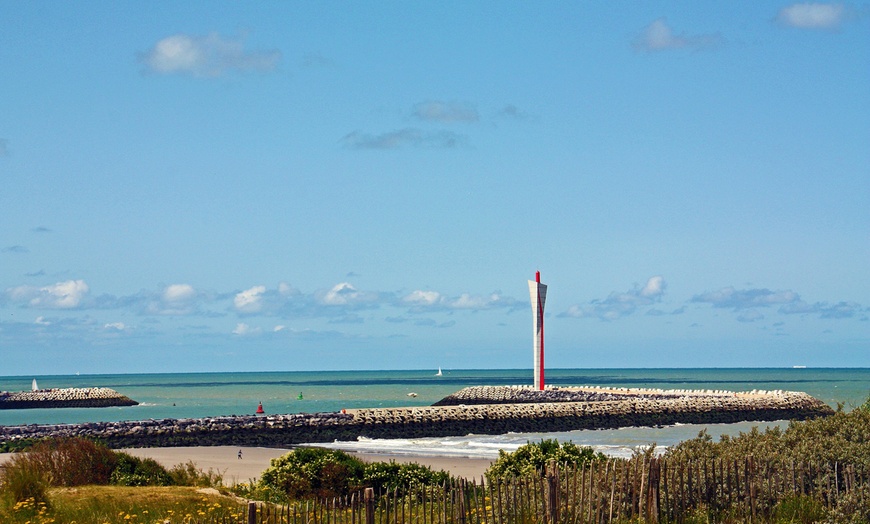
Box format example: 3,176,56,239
435,367,443,377
32,379,38,391
793,365,807,369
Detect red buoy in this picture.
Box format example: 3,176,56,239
256,402,264,414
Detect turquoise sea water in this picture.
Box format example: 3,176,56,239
2,368,867,458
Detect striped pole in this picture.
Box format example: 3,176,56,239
528,271,548,390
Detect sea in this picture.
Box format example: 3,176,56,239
2,368,867,460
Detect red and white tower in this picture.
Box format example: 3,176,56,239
528,271,547,390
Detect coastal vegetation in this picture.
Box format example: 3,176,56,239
0,437,234,523
3,402,870,522
664,400,870,466
485,439,605,481
238,447,454,502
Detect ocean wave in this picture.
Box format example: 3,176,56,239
310,421,789,462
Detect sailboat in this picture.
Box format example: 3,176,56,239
32,378,38,391
435,367,443,377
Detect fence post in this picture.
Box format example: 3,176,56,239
547,462,559,524
459,479,467,524
247,501,257,524
365,487,375,524
648,457,660,524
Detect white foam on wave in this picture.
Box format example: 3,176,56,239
312,433,650,460
309,421,788,461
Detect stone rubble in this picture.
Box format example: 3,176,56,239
0,386,833,449
0,387,138,410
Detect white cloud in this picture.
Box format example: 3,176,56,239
450,293,486,309
692,287,800,310
633,18,722,52
104,322,127,331
640,276,666,298
144,284,200,315
34,316,51,325
777,3,845,29
560,276,667,321
449,292,515,310
232,322,261,336
7,280,89,309
317,283,379,307
399,289,520,312
234,285,266,312
403,290,443,306
163,284,196,303
321,282,359,305
141,33,280,77
413,101,479,123
273,325,285,332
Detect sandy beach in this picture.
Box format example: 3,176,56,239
120,446,493,484
1,446,493,485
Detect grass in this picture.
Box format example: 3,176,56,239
1,485,248,524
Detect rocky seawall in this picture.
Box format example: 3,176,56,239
0,388,138,410
0,386,832,449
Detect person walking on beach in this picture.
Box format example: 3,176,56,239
238,449,242,459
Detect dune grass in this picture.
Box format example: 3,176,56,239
2,485,247,524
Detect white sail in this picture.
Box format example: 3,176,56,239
32,378,38,391
435,367,443,376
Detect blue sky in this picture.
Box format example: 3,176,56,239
1,2,868,375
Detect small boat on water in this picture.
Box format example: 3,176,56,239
32,379,38,391
435,367,442,377
407,392,418,398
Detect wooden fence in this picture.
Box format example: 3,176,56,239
227,457,868,524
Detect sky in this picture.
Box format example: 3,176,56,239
1,2,868,376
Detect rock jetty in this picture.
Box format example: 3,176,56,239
0,386,832,449
0,387,138,410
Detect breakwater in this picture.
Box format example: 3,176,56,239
0,388,138,410
0,386,832,449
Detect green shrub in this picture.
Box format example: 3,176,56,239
664,406,870,467
168,460,225,488
362,461,451,496
1,436,179,508
259,447,367,500
256,447,456,502
110,452,173,486
773,495,828,523
485,439,605,480
0,438,39,454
